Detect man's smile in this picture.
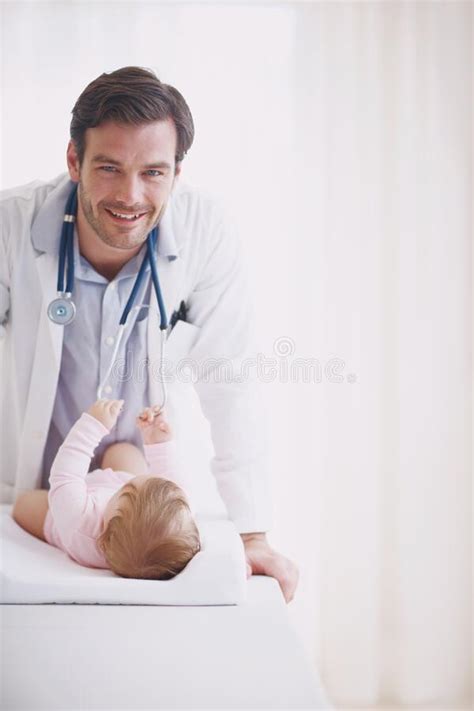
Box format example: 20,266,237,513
104,207,149,224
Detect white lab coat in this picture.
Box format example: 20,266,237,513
0,174,272,533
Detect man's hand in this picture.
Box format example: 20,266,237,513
88,399,124,430
136,406,172,445
241,532,299,604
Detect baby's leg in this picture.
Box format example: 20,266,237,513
12,490,49,541
101,442,148,476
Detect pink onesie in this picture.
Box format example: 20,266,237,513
43,413,187,569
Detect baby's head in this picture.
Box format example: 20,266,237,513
97,476,200,579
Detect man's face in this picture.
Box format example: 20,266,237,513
67,119,180,250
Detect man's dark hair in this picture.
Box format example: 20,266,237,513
70,66,194,165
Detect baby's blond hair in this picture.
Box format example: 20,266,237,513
97,478,200,579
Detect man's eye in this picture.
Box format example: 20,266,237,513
100,166,117,173
145,169,163,177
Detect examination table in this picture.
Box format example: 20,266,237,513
1,505,332,709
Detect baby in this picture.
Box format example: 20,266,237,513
12,399,201,579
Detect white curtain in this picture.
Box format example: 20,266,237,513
287,3,472,709
1,2,472,709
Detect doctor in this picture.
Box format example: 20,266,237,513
0,66,298,602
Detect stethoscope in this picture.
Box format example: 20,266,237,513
47,184,169,408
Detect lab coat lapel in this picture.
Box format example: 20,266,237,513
15,253,63,492
34,253,65,370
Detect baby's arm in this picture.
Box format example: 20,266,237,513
145,442,196,513
137,407,192,495
48,400,121,532
144,440,180,482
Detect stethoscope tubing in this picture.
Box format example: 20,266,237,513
119,230,155,326
57,186,77,295
147,229,167,332
49,184,169,409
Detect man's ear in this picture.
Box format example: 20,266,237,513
66,141,81,182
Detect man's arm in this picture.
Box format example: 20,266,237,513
186,208,273,533
0,198,12,336
184,204,298,602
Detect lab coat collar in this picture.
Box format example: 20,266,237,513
31,173,181,261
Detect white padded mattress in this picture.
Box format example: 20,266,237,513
0,506,247,605
0,505,333,709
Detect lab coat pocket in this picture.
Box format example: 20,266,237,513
164,321,201,370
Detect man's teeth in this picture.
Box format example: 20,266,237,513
109,210,142,220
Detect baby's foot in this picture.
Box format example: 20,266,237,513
88,399,124,430
136,406,172,445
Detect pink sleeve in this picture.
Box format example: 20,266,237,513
143,440,179,481
48,413,109,532
144,440,195,511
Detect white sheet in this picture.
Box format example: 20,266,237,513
0,505,247,605
1,578,333,709
0,505,333,708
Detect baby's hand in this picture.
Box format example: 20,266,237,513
136,406,172,445
88,399,124,430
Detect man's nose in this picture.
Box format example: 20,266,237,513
113,175,143,207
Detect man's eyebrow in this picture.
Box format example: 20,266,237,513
91,154,172,170
91,155,121,165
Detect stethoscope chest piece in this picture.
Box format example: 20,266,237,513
47,295,76,325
